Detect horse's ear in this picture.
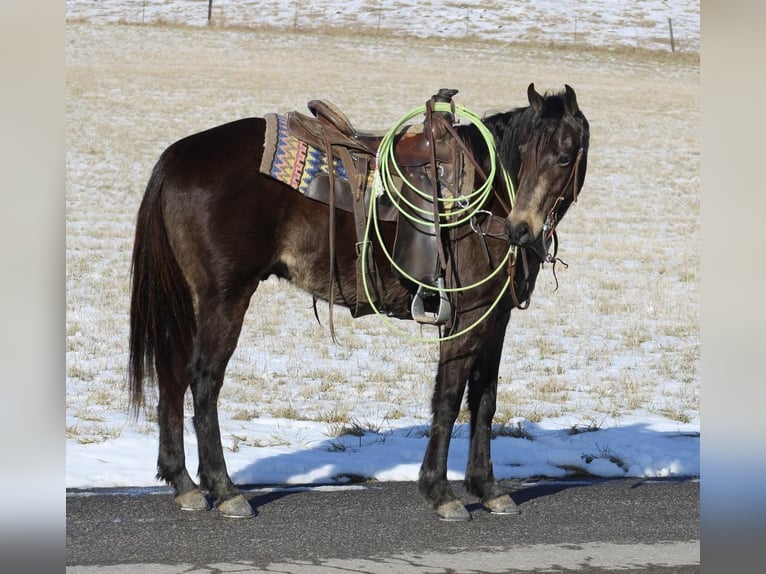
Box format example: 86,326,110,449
527,83,544,113
564,84,579,115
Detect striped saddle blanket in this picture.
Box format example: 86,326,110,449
259,112,376,196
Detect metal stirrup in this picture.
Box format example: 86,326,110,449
410,277,452,325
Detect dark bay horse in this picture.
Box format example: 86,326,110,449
129,83,589,521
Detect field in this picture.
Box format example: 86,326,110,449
65,19,699,483
65,0,700,53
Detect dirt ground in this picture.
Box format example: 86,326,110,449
66,23,699,429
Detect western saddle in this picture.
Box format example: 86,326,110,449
286,89,466,328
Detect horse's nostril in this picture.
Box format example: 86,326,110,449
506,220,532,246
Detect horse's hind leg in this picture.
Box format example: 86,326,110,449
464,309,520,515
189,285,257,518
156,370,208,511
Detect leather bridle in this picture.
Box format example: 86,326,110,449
508,145,584,309
543,146,584,251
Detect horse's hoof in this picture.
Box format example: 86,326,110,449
436,499,472,521
174,490,209,511
217,494,254,518
483,494,521,515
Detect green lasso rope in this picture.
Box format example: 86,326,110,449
359,102,518,343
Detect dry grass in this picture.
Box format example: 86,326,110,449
66,22,699,438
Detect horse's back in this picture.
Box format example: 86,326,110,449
154,116,292,289
159,117,268,184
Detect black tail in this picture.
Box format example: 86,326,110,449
128,157,196,416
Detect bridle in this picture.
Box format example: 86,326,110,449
543,146,585,253
508,145,585,309
404,109,586,315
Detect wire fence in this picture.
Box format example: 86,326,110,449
66,0,700,53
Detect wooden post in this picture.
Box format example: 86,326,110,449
465,9,470,37
208,1,213,25
668,17,675,52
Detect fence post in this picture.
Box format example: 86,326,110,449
208,1,213,24
668,17,675,52
465,9,470,37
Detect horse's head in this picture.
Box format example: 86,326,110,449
505,83,589,259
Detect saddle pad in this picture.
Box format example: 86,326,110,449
259,112,474,212
261,113,354,195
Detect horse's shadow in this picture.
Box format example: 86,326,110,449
228,421,699,514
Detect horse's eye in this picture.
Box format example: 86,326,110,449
557,154,572,167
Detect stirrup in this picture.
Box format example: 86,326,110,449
410,277,452,325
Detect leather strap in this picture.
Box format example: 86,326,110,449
324,134,338,342
338,149,384,315
425,99,449,276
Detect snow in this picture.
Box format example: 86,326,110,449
67,413,699,489
66,0,700,53
66,1,700,492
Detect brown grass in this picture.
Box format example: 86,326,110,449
66,21,699,436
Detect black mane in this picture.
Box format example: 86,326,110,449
467,89,589,188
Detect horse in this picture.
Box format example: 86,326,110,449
128,83,589,521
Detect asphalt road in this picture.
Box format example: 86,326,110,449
66,478,699,573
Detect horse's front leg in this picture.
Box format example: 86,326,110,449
418,337,475,521
464,308,521,515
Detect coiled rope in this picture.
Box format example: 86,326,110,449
359,102,518,342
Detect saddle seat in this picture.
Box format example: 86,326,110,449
289,99,457,167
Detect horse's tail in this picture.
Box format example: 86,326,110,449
128,155,196,416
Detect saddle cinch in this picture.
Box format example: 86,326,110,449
287,89,467,325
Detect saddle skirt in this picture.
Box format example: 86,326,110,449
260,112,401,221
260,113,361,193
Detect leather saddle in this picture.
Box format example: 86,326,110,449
286,90,464,325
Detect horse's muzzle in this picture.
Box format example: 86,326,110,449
505,218,547,259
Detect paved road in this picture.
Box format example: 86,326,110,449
66,478,699,573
